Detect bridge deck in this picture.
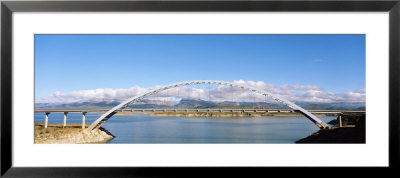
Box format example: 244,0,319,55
34,108,365,114
34,108,365,130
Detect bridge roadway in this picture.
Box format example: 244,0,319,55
34,108,365,129
35,108,365,114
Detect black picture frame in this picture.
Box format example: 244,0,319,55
1,0,399,177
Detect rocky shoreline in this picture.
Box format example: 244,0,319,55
34,123,114,144
296,113,366,143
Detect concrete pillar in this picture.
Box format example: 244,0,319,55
339,115,343,128
82,112,87,129
63,112,68,128
44,112,50,128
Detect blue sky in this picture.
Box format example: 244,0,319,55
35,34,365,103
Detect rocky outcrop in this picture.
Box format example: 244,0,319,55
296,113,365,143
34,124,114,144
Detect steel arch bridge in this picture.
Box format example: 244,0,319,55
87,80,329,132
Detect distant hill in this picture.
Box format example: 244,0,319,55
35,99,365,111
302,104,349,110
355,106,366,111
296,102,365,110
175,99,217,108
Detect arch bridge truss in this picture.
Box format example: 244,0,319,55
87,80,329,132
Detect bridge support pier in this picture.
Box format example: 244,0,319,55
63,112,68,128
339,115,343,128
44,112,50,128
82,112,87,129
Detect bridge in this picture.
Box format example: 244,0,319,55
35,108,364,129
35,80,339,132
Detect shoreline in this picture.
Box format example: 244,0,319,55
34,123,114,144
34,113,362,144
296,113,366,143
296,126,365,143
117,111,338,117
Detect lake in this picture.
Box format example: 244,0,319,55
34,112,335,143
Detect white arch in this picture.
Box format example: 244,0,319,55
87,80,329,131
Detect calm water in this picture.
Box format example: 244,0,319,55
34,113,335,144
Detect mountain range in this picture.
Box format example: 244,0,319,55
35,99,366,111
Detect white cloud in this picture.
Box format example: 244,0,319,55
36,80,365,104
36,86,149,104
354,88,366,94
293,84,323,91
